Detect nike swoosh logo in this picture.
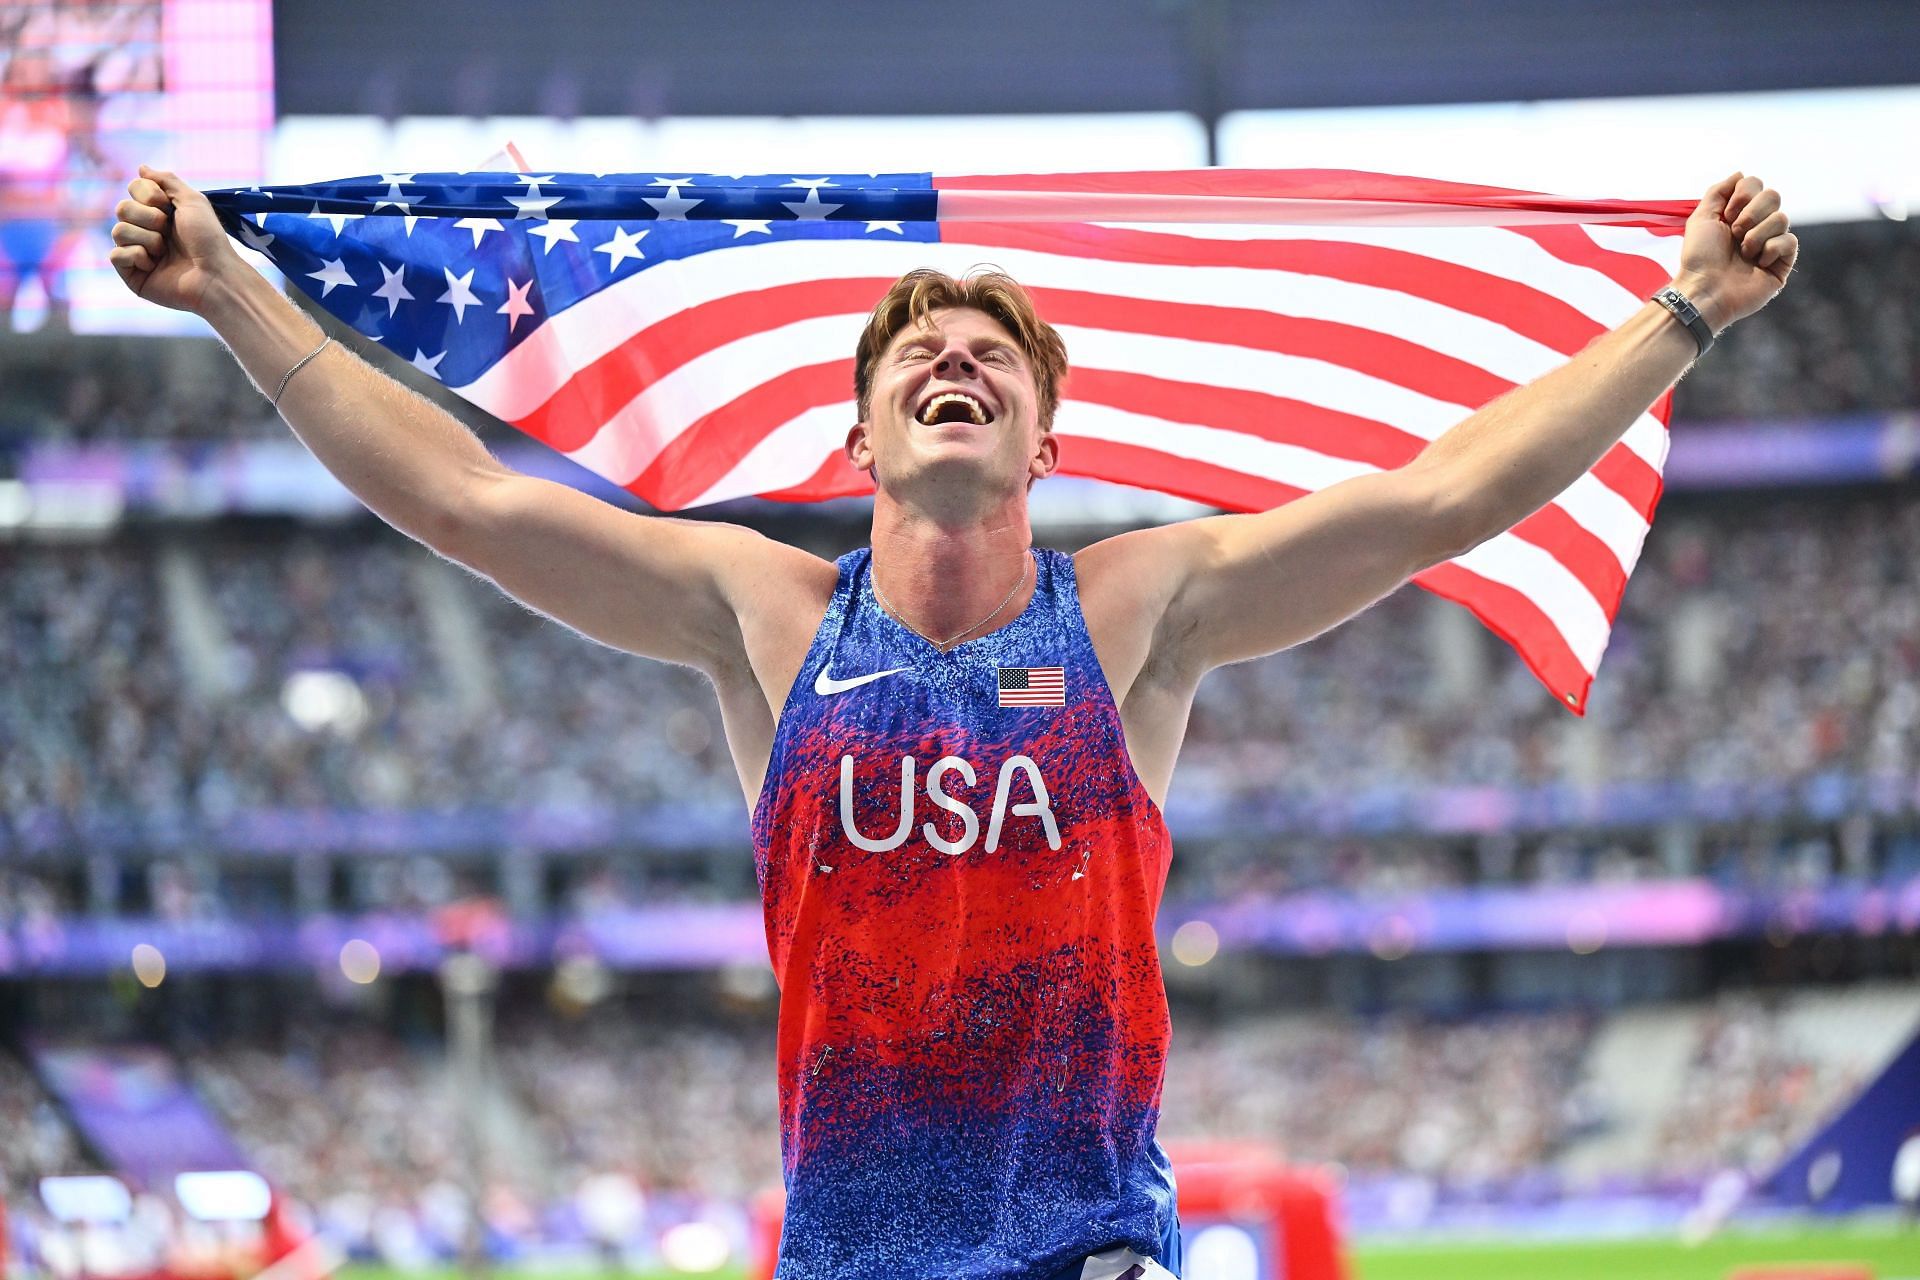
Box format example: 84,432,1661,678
814,665,910,696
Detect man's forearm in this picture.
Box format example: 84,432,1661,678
1414,273,1720,554
200,266,507,550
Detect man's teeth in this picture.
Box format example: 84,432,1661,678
918,393,988,426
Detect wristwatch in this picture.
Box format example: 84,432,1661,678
1651,285,1714,358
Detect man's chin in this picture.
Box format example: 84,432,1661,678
876,449,1028,499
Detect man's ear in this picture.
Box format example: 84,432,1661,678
846,420,874,474
1028,430,1059,485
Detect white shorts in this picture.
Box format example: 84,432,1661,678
1078,1245,1178,1280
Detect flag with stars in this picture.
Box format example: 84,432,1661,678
998,666,1066,708
206,169,1693,716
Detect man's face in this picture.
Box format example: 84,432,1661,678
850,306,1056,498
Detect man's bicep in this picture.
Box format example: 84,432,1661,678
442,471,781,671
1160,466,1463,671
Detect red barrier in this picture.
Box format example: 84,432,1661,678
1165,1140,1349,1280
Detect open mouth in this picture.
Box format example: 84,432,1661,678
915,391,994,427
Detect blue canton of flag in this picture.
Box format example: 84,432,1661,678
208,173,939,390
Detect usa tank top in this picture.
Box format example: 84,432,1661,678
749,545,1181,1279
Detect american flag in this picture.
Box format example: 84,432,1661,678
207,169,1691,715
999,666,1067,708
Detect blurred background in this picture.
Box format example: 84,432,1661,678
4,2,1920,1279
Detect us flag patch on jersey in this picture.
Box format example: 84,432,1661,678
998,666,1065,707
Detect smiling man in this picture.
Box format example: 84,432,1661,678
112,166,1794,1280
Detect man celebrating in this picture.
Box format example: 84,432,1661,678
111,166,1792,1279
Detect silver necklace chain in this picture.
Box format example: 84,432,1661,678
872,549,1032,652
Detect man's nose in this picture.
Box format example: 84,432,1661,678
934,346,977,379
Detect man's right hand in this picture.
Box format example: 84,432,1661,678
109,165,242,315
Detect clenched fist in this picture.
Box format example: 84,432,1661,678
1671,171,1798,334
109,164,244,315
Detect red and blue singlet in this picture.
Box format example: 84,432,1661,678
750,545,1182,1279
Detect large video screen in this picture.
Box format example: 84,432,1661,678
0,0,272,334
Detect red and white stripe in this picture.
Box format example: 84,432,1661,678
454,170,1689,715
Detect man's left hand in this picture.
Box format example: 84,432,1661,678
1671,171,1797,334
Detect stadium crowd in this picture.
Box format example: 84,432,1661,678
4,483,1919,906
1180,495,1920,810
0,1053,91,1208
1158,1010,1597,1184
0,989,1871,1263
1677,217,1920,424
1647,996,1871,1181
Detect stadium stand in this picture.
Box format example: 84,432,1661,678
7,985,1910,1264
5,485,1920,902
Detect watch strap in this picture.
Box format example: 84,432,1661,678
1651,285,1714,358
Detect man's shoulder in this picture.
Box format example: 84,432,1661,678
1072,523,1209,618
700,529,840,726
714,525,839,617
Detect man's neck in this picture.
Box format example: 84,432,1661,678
869,488,1037,645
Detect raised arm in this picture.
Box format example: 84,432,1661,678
1100,171,1796,684
108,165,807,675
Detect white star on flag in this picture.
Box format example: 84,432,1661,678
409,348,447,380
497,278,536,333
374,173,416,214
865,220,905,234
307,203,364,237
437,266,483,323
372,262,413,316
726,220,773,237
528,219,580,253
453,217,503,248
781,186,843,220
306,257,356,297
593,225,648,272
236,221,275,251
643,180,703,220
515,173,557,194
508,193,563,219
